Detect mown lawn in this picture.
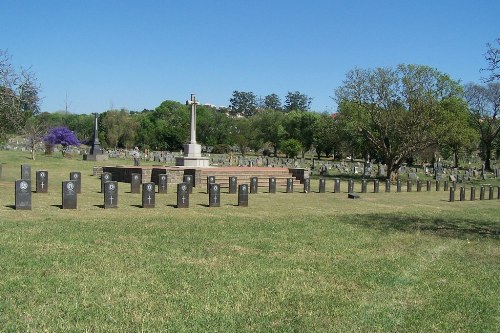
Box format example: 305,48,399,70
0,152,499,332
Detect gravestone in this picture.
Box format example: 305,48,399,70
373,179,379,193
177,183,190,208
250,177,258,194
101,172,112,193
229,176,238,194
209,183,221,207
303,178,310,193
207,176,216,194
361,179,367,193
36,170,48,193
15,179,31,210
131,173,142,194
334,178,340,193
319,178,326,193
470,187,476,201
183,175,193,194
286,178,294,193
269,177,276,193
70,172,81,193
497,186,500,199
416,180,422,192
489,186,494,200
385,179,391,192
347,179,354,193
158,174,168,193
238,184,249,207
459,186,465,201
407,180,412,192
426,180,431,192
435,180,440,191
434,160,443,181
396,179,402,192
62,180,77,209
21,164,31,180
479,186,485,200
449,187,455,202
103,181,118,208
142,183,155,208
444,181,449,192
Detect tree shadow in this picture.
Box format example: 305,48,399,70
342,213,500,239
5,205,16,210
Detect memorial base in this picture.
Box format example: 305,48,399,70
175,156,210,167
83,154,108,161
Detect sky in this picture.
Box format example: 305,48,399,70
1,0,499,114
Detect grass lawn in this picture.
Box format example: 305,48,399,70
0,151,499,332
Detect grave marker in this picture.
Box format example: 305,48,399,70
347,179,354,193
183,175,193,194
361,179,367,193
435,180,440,191
70,172,81,193
104,181,118,208
229,176,238,194
15,180,31,210
426,180,431,192
489,186,494,200
250,177,258,194
303,178,310,193
319,178,326,193
479,186,485,200
444,181,449,192
286,178,294,193
459,186,465,201
209,183,221,207
334,178,340,193
373,179,379,193
177,183,189,208
238,184,249,207
62,180,77,209
470,187,476,201
449,187,455,202
131,173,142,193
207,176,216,194
407,180,412,192
396,179,402,192
142,182,155,208
21,164,31,180
269,177,276,193
36,170,48,193
101,172,112,193
158,174,168,193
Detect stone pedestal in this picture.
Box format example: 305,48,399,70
175,144,209,167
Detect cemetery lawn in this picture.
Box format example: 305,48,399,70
0,152,499,332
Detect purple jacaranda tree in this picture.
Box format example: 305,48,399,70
44,126,80,156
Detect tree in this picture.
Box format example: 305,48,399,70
0,50,41,141
284,110,319,157
481,38,499,83
100,109,138,149
23,116,47,160
335,64,462,180
44,126,80,156
280,138,302,158
284,91,312,112
313,113,338,159
263,93,282,111
253,110,287,156
229,91,257,117
464,82,500,170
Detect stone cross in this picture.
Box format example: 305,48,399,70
186,94,199,144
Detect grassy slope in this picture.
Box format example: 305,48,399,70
0,151,499,332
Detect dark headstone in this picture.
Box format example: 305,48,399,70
177,183,190,208
183,175,193,194
158,174,168,193
426,180,431,192
62,180,77,209
497,186,500,199
15,179,31,210
229,176,237,194
459,186,465,201
347,179,354,193
435,180,440,191
348,193,360,199
396,179,402,192
444,181,449,192
104,181,118,208
489,186,494,200
269,177,276,193
385,179,391,192
142,182,155,208
319,178,326,193
334,178,340,193
449,187,455,202
70,172,81,193
303,178,310,193
373,179,379,193
36,170,48,193
238,184,249,207
101,172,112,193
250,177,258,194
21,164,31,180
131,173,142,194
480,186,485,200
207,176,216,194
417,180,422,192
286,178,294,193
361,179,367,193
470,187,476,201
407,180,412,192
209,183,221,207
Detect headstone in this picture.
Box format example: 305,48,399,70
209,183,221,207
334,178,340,193
183,175,193,194
373,179,379,193
434,160,443,181
489,186,494,200
426,180,431,192
348,193,360,199
459,186,465,201
238,184,249,207
250,177,258,194
347,179,354,193
62,180,77,209
449,187,455,202
207,176,216,194
359,179,366,193
131,173,142,194
158,174,168,193
417,180,422,192
497,186,500,199
435,180,440,191
36,170,48,193
396,179,402,192
385,179,391,192
303,178,310,193
479,186,485,200
407,180,412,192
142,182,155,208
101,172,112,193
319,178,326,193
70,172,81,193
444,181,449,192
286,178,294,193
177,183,189,208
470,187,476,201
15,179,31,210
103,181,118,208
268,177,276,193
21,164,31,180
229,176,237,194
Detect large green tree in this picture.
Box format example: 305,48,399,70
284,110,319,157
229,91,257,117
284,91,312,112
313,113,338,159
335,64,462,180
100,109,138,149
253,110,286,156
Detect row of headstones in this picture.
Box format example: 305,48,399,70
448,185,500,202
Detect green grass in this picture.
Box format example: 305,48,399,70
0,151,499,332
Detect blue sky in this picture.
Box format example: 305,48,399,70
1,0,498,114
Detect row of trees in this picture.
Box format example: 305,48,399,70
1,40,499,180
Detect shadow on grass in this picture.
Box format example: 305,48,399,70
342,213,500,239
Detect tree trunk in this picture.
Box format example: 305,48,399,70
453,150,459,168
484,143,492,171
31,149,36,161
